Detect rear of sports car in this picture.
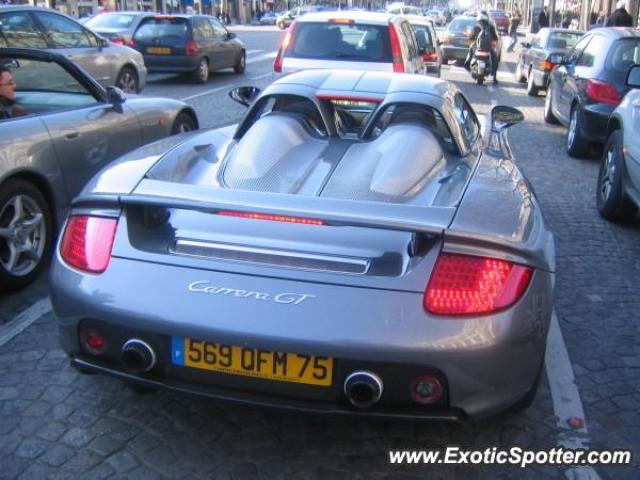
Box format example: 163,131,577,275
50,119,554,421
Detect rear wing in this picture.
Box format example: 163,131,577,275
113,179,456,235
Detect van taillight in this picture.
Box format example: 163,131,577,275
274,21,296,73
185,40,199,57
60,216,118,274
424,253,532,315
389,23,404,73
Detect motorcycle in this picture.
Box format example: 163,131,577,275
470,49,492,85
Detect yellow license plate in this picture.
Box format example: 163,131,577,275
147,47,171,54
171,336,333,387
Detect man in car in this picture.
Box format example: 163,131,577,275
467,11,500,83
606,0,633,26
0,66,27,120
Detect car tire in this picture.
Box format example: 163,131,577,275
526,68,539,96
171,112,197,135
193,58,209,84
566,106,591,158
0,179,53,293
115,66,139,94
234,51,246,74
277,21,285,30
596,130,637,221
544,85,559,124
515,62,526,83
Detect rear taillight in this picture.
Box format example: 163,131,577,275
128,39,135,49
274,21,296,73
218,211,324,225
185,40,199,57
538,60,556,72
585,79,621,106
424,253,533,316
112,37,125,46
60,216,118,274
421,51,438,62
389,23,404,73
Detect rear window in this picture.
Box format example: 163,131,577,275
547,31,582,49
133,17,190,41
288,22,392,63
449,18,475,33
606,38,640,73
85,13,136,29
412,24,434,48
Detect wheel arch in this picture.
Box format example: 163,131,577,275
607,116,621,137
0,169,58,228
176,107,199,130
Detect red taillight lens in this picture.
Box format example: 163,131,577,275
585,79,621,105
538,60,556,72
112,37,125,46
185,40,199,57
218,211,324,225
421,52,438,62
60,216,118,274
128,39,135,49
424,253,533,316
274,21,296,73
389,23,404,73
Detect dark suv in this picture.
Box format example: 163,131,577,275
132,14,245,83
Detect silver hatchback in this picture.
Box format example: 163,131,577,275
0,6,147,93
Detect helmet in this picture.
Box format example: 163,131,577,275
616,0,625,9
477,11,489,22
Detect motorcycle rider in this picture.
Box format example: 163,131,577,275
466,11,500,84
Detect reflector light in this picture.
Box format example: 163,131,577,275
410,375,443,405
218,211,325,225
424,253,533,315
274,21,296,73
389,23,404,73
60,216,118,274
585,79,621,106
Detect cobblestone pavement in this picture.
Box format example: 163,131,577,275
1,45,639,480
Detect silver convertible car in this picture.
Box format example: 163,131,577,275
0,48,198,292
50,70,555,421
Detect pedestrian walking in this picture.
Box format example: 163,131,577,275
507,9,521,52
606,0,633,26
538,6,549,28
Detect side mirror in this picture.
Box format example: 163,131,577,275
106,86,126,113
490,105,524,132
229,86,261,107
227,32,236,40
626,64,640,88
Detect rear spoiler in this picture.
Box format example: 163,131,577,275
112,178,455,235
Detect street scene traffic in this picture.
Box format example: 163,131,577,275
1,0,639,478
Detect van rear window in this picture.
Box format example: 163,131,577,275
134,17,189,41
288,22,392,63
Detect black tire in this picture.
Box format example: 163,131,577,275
192,58,209,84
543,85,559,124
526,68,539,96
596,130,637,221
171,112,197,135
566,106,591,158
115,66,139,94
0,179,53,293
234,51,246,74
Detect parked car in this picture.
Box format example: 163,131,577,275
387,4,422,16
441,15,502,65
0,5,147,93
515,28,584,96
407,15,442,77
544,28,640,157
50,70,555,421
276,6,324,30
0,48,198,291
131,14,245,83
259,12,277,26
596,64,640,221
83,11,156,47
489,10,509,35
273,11,426,76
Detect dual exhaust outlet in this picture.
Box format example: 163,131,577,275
119,339,386,409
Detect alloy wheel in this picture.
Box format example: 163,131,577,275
567,110,577,149
0,194,46,277
600,144,617,202
118,70,137,93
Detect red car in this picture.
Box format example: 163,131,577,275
490,10,509,35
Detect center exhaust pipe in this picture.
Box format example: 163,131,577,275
343,371,383,408
121,339,156,373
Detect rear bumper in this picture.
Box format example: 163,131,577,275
581,103,614,144
532,69,550,89
441,46,469,61
51,256,554,421
143,55,200,73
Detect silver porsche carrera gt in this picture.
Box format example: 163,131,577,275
50,70,555,421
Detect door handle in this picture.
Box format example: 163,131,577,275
64,132,79,139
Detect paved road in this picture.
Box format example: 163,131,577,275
0,28,639,479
